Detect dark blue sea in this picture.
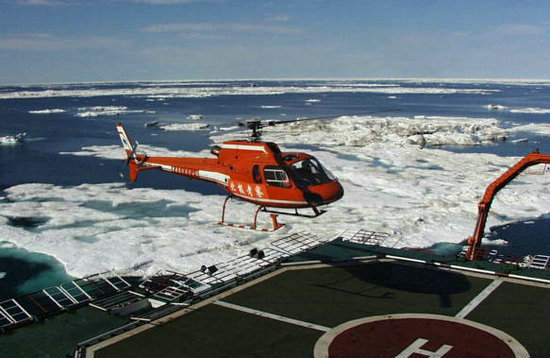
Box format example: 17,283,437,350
1,79,549,299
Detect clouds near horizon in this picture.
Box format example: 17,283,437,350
0,0,549,84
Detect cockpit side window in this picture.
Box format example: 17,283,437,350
263,165,291,188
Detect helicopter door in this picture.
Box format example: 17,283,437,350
252,165,262,183
263,165,291,188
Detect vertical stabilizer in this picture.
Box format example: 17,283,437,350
116,123,136,160
116,123,141,181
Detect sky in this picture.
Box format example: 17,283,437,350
0,0,549,84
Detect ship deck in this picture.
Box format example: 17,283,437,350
88,259,548,358
1,232,548,358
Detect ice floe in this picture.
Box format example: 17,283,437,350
485,239,509,246
187,114,203,120
76,106,154,117
159,123,210,131
0,183,244,277
385,78,550,86
4,112,550,278
29,109,66,114
59,144,212,160
0,83,499,100
4,145,549,278
486,104,508,110
508,123,550,137
510,107,550,114
213,115,510,147
0,132,26,146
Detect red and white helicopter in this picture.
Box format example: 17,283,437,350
116,118,344,231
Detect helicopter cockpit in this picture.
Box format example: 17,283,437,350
289,158,336,188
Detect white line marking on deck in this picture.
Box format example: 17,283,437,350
455,279,503,319
214,300,331,332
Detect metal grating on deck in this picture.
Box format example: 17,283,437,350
63,281,92,302
0,270,132,332
140,270,210,302
165,271,210,294
98,273,131,292
42,287,79,309
254,247,287,263
78,272,132,298
184,232,329,288
340,228,391,246
15,291,63,317
0,299,32,329
3,231,339,334
89,291,144,312
529,255,550,270
188,256,267,285
270,231,329,255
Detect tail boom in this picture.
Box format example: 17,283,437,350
116,123,230,186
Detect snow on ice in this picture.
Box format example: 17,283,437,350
2,114,549,278
29,109,66,114
76,106,154,117
0,82,500,100
0,132,26,146
187,114,203,120
486,104,508,110
159,123,210,131
213,115,510,147
0,183,241,277
510,107,550,114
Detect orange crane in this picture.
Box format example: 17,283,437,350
466,150,550,260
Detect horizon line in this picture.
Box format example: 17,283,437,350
3,76,550,87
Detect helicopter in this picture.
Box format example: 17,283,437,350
116,117,345,231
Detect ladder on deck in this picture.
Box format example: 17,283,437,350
529,255,550,270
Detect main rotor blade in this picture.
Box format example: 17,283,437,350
236,108,401,141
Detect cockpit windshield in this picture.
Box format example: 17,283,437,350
290,158,336,187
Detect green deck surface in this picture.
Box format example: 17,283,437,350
225,262,490,327
95,262,502,358
95,304,322,358
467,282,550,358
0,307,128,358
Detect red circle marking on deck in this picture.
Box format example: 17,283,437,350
314,314,529,358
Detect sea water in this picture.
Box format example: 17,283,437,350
1,79,549,298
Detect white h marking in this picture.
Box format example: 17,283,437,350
395,338,453,358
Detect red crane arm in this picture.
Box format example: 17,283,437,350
466,151,550,260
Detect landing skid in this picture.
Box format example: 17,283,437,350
217,196,285,232
260,206,326,218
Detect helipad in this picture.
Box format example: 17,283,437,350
314,314,529,358
88,259,548,358
1,235,548,357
